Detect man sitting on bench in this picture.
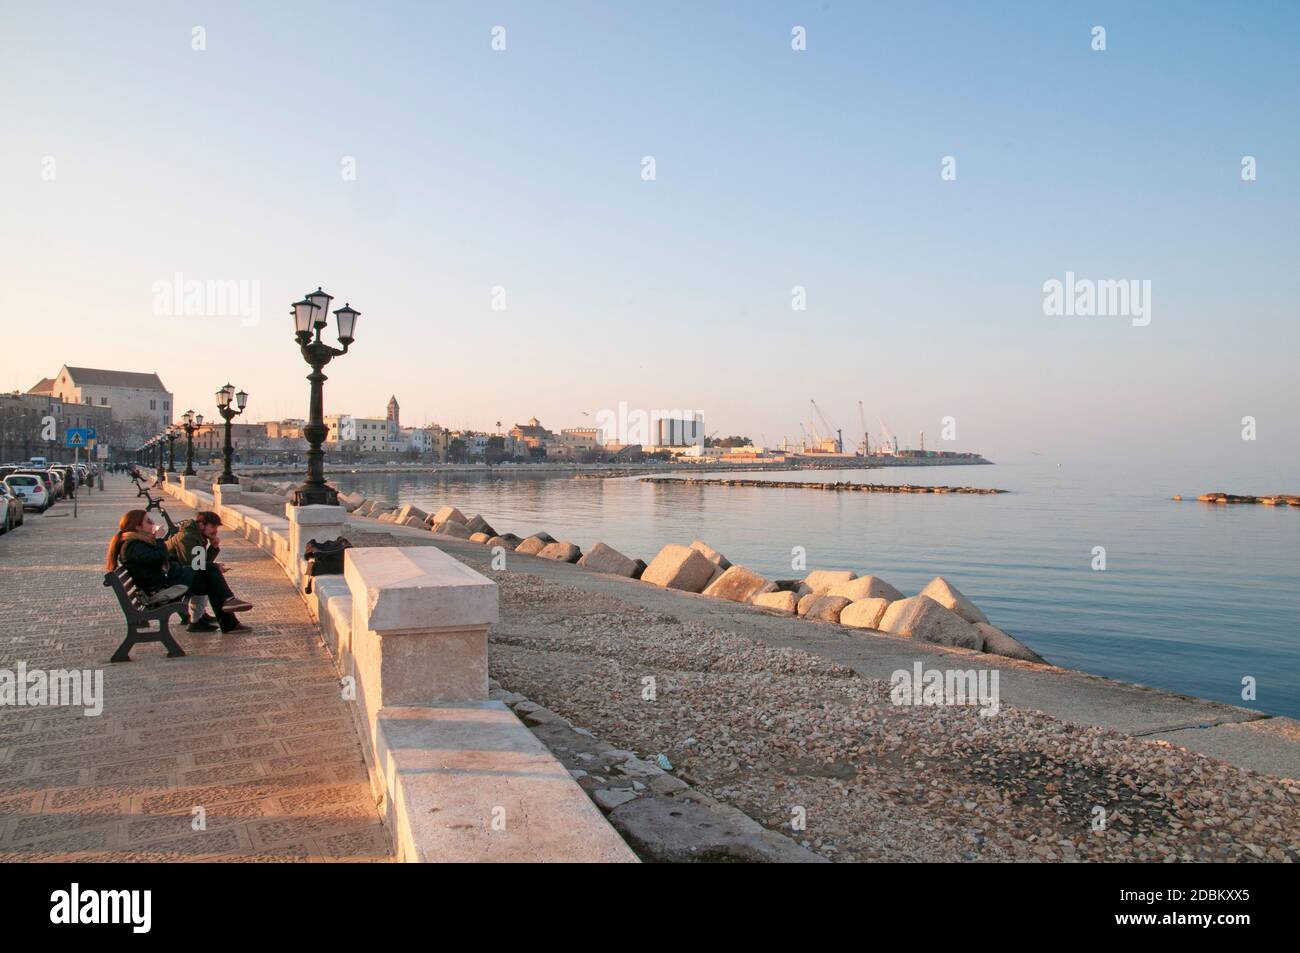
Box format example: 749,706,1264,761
166,511,252,633
106,509,253,634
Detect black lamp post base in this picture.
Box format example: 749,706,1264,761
216,474,240,485
291,485,340,507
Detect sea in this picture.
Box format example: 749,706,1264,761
330,460,1299,718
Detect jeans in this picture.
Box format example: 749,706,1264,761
168,563,239,630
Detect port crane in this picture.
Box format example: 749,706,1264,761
878,416,898,455
809,400,843,453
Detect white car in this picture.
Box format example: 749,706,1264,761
0,483,23,532
3,474,50,511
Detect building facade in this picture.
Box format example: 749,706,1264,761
27,365,174,453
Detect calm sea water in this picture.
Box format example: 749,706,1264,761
332,461,1300,718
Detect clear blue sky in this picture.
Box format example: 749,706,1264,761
2,1,1296,463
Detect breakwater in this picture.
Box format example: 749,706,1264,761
1173,492,1300,506
639,477,1007,494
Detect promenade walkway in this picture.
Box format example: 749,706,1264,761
0,476,390,861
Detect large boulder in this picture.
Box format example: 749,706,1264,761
641,544,716,592
395,503,429,524
802,570,856,595
469,532,492,543
919,576,988,624
702,566,768,603
879,595,981,649
485,535,519,551
464,514,496,537
689,540,732,571
515,535,552,556
798,594,852,622
839,597,891,629
432,520,473,539
828,575,904,603
752,591,798,615
975,623,1046,663
577,542,641,578
538,542,582,563
402,516,425,528
432,505,467,525
338,491,366,512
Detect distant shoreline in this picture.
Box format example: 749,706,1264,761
237,455,995,480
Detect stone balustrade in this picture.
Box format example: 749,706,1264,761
154,476,635,863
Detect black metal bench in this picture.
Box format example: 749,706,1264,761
103,567,187,662
129,474,179,539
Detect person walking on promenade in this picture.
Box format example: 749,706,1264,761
105,509,253,634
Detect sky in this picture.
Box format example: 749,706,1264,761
1,1,1297,465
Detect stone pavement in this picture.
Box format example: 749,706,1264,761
0,475,391,861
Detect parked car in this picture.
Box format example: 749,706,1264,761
18,469,58,503
3,474,50,511
0,483,23,532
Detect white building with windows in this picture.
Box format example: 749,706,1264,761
29,365,173,434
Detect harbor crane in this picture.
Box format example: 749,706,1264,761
858,401,869,456
878,417,898,456
810,400,843,453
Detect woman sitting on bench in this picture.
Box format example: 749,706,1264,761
105,509,253,634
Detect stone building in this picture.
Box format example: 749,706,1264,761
29,366,173,444
0,391,114,463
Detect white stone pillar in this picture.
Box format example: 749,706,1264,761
212,482,241,509
286,502,347,587
343,547,497,720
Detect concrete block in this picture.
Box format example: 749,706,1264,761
373,703,637,863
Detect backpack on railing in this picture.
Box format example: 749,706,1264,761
304,537,352,577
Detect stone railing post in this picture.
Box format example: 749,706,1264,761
286,502,346,587
343,547,498,720
211,481,241,509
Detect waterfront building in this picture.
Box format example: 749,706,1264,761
549,427,603,461
28,365,174,447
510,417,555,449
655,414,705,448
0,391,114,462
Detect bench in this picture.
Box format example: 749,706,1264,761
103,566,187,662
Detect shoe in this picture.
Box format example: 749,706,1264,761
222,598,253,613
221,623,253,634
196,613,217,624
187,620,218,632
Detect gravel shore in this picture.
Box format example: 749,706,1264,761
486,570,1298,863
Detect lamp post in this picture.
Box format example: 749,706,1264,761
215,383,248,485
291,287,359,506
181,410,203,476
165,426,179,476
154,436,166,482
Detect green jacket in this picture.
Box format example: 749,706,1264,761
166,519,217,569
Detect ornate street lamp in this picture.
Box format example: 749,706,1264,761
215,383,248,485
154,435,166,482
165,426,179,476
181,410,203,476
291,286,359,506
